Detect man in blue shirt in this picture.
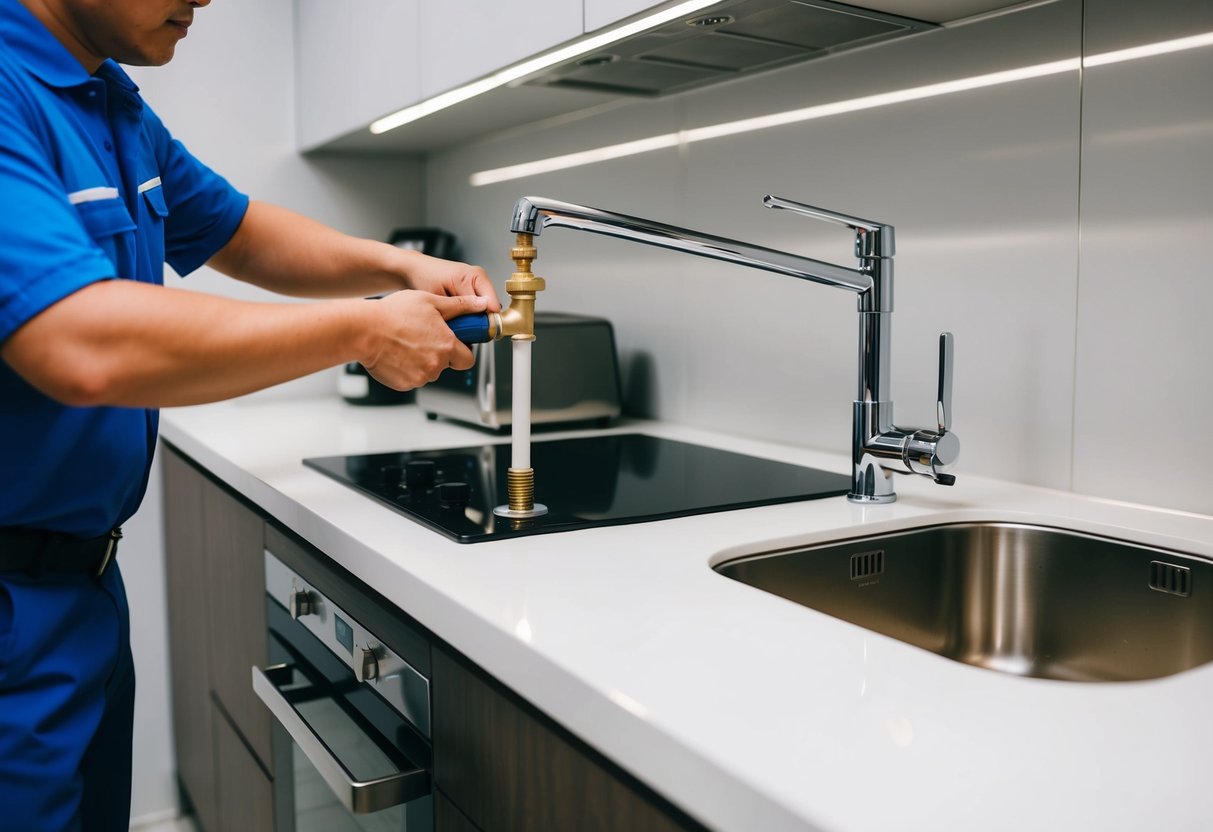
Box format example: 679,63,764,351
0,0,500,828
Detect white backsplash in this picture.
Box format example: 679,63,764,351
425,0,1213,516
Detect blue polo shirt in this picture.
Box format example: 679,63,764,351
0,0,249,538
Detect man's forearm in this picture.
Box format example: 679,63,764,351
1,280,373,407
206,201,409,298
2,277,487,407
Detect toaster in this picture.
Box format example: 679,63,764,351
417,311,622,430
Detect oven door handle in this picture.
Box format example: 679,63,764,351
252,663,430,814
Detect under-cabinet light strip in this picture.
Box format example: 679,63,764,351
368,0,721,135
469,28,1213,187
1082,29,1213,68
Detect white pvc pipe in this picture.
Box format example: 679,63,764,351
511,338,531,469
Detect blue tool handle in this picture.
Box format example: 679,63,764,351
447,312,492,344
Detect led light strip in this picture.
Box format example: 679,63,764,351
469,28,1213,186
369,0,721,135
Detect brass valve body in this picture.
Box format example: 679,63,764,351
498,232,546,339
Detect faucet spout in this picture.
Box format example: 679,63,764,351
507,194,958,503
511,196,877,302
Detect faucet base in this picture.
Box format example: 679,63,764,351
847,493,897,504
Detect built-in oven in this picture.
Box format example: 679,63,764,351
255,543,434,831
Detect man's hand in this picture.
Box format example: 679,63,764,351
357,291,489,390
395,251,501,313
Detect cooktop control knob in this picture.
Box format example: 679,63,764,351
378,464,404,486
288,589,313,619
405,459,436,490
438,481,470,508
357,646,379,682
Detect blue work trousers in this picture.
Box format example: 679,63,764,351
0,563,135,831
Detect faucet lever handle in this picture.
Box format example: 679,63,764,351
763,195,894,258
937,331,954,433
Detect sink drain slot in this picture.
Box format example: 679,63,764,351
1149,560,1191,597
850,549,884,581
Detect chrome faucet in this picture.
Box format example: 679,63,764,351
510,194,958,503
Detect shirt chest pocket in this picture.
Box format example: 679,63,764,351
70,191,136,272
138,182,168,279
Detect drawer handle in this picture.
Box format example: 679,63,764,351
251,664,430,813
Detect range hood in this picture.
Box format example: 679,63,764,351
524,0,938,98
312,0,1046,153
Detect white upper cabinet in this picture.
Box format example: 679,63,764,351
295,0,357,150
352,1,422,126
417,0,584,99
295,0,420,151
584,0,662,32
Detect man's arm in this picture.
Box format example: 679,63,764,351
0,280,487,408
208,201,500,306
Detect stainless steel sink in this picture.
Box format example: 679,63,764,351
714,522,1213,682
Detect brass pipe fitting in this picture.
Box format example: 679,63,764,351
496,232,546,340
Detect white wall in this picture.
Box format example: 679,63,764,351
1073,0,1213,509
122,0,424,823
426,0,1213,517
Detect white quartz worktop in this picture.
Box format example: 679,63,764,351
161,396,1213,832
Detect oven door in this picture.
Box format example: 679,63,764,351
256,599,434,831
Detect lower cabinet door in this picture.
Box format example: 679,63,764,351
214,703,275,832
435,791,481,832
432,648,698,832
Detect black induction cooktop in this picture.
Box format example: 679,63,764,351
304,433,849,543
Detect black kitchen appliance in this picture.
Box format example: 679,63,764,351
340,227,460,406
304,433,850,543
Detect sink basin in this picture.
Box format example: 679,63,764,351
714,522,1212,682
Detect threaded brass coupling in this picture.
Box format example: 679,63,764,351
493,466,548,519
507,467,535,512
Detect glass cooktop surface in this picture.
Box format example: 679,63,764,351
304,433,849,543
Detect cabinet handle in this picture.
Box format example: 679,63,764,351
252,664,430,813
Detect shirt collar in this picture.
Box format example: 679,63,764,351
0,0,139,93
96,58,140,94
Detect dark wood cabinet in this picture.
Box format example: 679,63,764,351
202,461,272,766
213,700,275,832
162,444,272,832
163,448,220,832
432,649,702,832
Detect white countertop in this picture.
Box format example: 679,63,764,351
161,396,1213,832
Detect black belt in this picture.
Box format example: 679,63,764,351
0,527,122,577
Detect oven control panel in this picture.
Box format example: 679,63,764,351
264,550,431,737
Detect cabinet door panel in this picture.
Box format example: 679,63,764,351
436,790,482,832
214,705,275,832
418,0,583,98
294,0,358,148
203,471,271,769
432,649,696,832
296,0,422,148
163,450,219,832
352,0,422,125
